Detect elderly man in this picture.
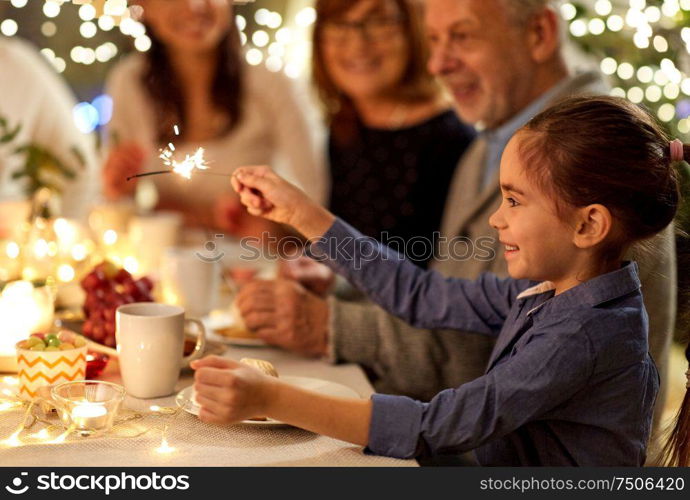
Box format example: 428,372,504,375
237,0,676,448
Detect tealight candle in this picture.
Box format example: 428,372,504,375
71,402,108,430
51,381,125,435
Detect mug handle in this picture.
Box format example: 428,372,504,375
181,318,207,368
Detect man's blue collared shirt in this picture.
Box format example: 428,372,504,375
481,77,573,189
310,219,659,466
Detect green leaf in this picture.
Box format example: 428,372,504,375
10,168,28,180
0,124,21,144
70,146,86,169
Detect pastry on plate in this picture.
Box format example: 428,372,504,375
239,358,279,378
214,302,257,339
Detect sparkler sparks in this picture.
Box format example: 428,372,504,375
127,125,225,181
161,147,209,180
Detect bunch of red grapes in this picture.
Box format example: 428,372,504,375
80,261,154,347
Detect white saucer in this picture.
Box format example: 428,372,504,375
176,376,360,426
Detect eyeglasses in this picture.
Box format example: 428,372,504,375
321,16,403,44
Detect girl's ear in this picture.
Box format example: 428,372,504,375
572,204,613,249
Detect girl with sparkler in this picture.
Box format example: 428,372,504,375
194,97,684,465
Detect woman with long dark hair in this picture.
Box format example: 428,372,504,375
102,0,325,235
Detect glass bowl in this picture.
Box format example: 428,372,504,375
51,380,125,434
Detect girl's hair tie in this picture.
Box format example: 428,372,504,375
670,139,685,163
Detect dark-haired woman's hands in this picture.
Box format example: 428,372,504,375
213,192,275,238
103,143,146,200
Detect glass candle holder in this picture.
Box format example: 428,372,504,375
51,380,125,434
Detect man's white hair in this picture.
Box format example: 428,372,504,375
499,0,558,26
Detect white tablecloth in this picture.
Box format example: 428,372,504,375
0,345,417,467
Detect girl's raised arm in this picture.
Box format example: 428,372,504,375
308,218,524,334
232,167,528,335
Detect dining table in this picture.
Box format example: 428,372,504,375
0,342,418,467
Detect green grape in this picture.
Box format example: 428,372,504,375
46,336,61,348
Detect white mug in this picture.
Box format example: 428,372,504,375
160,247,219,318
116,303,206,398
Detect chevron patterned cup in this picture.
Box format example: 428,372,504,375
16,343,87,400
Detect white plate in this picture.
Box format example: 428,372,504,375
176,376,361,426
203,311,267,347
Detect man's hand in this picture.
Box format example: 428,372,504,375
235,279,329,357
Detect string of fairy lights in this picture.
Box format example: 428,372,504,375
0,0,688,138
561,0,690,138
0,0,315,77
0,0,316,131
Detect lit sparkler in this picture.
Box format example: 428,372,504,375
127,125,231,182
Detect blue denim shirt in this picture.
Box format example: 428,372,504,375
309,219,659,466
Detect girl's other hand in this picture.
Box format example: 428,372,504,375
103,143,146,200
191,356,279,425
231,166,335,240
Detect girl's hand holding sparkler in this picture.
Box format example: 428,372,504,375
231,166,335,241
